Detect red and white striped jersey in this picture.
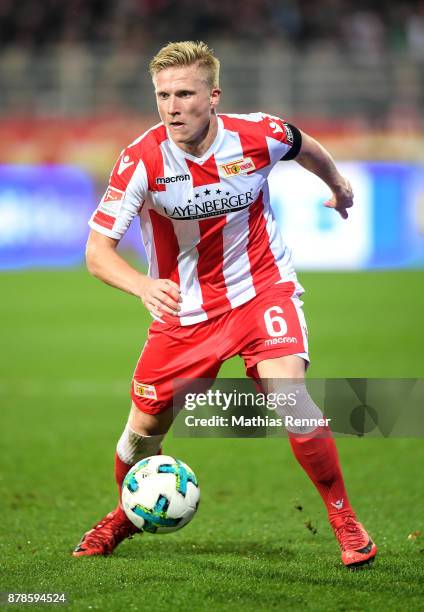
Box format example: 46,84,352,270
89,112,304,326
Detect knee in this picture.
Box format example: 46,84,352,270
128,402,173,436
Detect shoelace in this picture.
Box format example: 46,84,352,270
335,517,366,551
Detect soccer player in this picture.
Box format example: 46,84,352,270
73,41,377,568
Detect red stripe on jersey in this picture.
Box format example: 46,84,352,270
108,124,168,193
220,115,270,171
149,209,180,285
247,193,282,292
92,210,116,230
196,216,231,313
186,155,219,188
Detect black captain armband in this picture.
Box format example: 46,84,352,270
281,124,302,161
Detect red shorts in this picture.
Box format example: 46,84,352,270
131,281,309,414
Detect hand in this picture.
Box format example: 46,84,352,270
139,277,181,317
324,178,354,220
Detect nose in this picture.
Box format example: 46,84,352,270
168,95,180,116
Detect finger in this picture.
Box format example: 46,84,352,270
163,279,181,294
324,197,336,209
164,286,182,303
152,297,179,316
324,198,350,219
151,303,162,316
143,298,167,317
157,289,181,311
144,292,179,314
145,299,159,314
159,281,181,303
324,193,354,210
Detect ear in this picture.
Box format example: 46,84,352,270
210,87,221,109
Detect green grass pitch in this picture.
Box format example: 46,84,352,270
1,268,423,611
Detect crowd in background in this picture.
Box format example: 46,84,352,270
0,0,423,58
0,0,423,125
0,2,422,193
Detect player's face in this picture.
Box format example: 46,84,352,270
154,63,221,155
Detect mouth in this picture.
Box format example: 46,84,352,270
170,121,185,129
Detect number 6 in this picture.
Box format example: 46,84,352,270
264,306,287,337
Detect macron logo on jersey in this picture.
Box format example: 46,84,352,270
118,154,134,175
156,174,190,185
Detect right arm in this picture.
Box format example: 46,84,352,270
86,230,181,317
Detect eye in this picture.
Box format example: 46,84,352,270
158,92,169,100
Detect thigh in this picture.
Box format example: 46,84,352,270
131,320,222,415
237,282,310,379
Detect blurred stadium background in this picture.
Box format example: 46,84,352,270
1,0,423,270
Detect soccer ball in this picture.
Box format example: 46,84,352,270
121,455,200,533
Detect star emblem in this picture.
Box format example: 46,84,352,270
216,189,221,194
204,188,211,195
187,199,192,204
195,193,200,199
226,192,230,196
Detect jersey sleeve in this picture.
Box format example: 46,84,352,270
260,113,302,164
89,146,148,239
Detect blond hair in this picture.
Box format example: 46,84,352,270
149,41,220,89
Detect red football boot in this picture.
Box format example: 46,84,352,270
331,515,377,569
72,506,140,557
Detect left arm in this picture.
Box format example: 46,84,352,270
295,131,353,220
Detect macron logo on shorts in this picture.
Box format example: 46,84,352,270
264,336,297,347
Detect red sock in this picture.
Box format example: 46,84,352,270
289,426,354,522
115,453,132,508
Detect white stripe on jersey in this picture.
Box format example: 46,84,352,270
140,205,157,278
223,112,264,122
266,135,291,165
113,159,148,237
221,206,257,308
172,221,208,326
